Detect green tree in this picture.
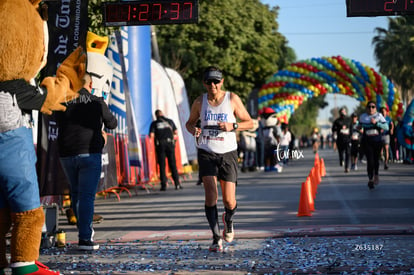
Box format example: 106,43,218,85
372,16,414,105
155,0,295,102
88,0,118,36
289,95,328,137
86,1,327,131
328,105,348,124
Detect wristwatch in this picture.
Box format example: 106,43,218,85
233,123,239,131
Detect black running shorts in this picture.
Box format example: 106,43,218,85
198,149,238,183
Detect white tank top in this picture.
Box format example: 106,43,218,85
197,92,237,154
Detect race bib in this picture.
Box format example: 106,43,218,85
366,129,379,136
340,128,350,135
203,125,221,138
199,125,225,143
352,132,360,140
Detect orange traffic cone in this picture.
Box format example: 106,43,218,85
313,163,321,184
320,158,326,177
305,177,315,211
297,181,312,217
309,169,318,198
314,152,320,166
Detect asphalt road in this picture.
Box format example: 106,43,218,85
30,146,414,274
56,146,414,242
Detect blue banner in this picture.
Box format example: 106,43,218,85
127,26,152,135
107,27,143,167
107,29,127,134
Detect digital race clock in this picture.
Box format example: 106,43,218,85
346,0,414,17
103,0,199,26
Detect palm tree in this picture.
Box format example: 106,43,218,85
372,16,414,105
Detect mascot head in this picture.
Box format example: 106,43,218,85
0,0,48,82
86,31,113,102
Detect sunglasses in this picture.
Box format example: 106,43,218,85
204,79,221,85
368,105,376,109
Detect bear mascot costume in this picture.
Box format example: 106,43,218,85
0,0,86,274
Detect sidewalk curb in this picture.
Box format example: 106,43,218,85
76,224,414,244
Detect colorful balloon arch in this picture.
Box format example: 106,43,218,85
258,56,404,123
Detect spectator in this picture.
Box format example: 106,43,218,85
278,123,291,165
149,109,183,191
57,73,117,250
255,116,265,171
395,117,405,162
289,128,297,159
407,121,414,164
239,119,258,172
261,113,280,172
319,134,324,150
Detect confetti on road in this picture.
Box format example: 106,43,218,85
34,235,414,274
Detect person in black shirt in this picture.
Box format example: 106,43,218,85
350,113,362,170
149,109,182,191
332,108,352,172
57,73,117,251
359,101,388,189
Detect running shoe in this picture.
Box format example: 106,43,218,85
368,180,375,190
209,238,223,252
93,214,104,224
222,213,234,243
373,175,379,185
78,239,99,251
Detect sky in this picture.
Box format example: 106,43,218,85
260,0,390,123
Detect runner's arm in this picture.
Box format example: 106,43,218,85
231,92,253,131
186,96,202,136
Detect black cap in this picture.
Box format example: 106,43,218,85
203,70,223,82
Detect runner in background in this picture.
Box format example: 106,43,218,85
380,107,394,170
310,127,320,154
359,101,388,189
332,108,351,172
350,113,362,171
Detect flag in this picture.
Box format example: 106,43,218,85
37,0,89,196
